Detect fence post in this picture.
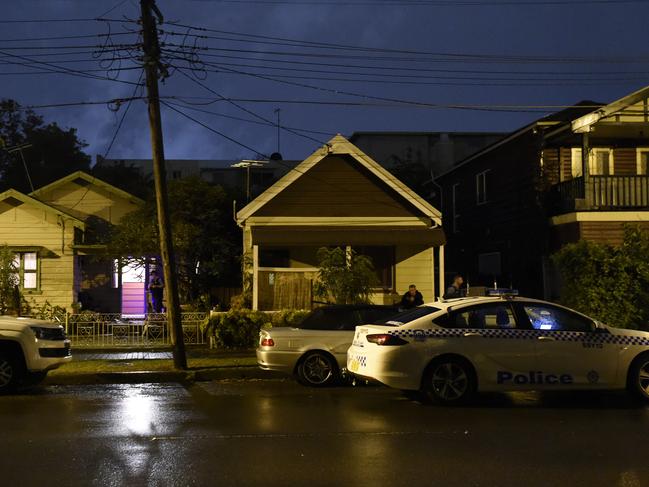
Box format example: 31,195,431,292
65,311,69,335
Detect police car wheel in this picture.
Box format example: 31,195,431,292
628,354,649,402
423,358,476,405
296,351,339,387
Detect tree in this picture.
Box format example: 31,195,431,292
551,225,649,329
0,245,19,315
313,247,378,305
108,177,242,306
0,99,90,193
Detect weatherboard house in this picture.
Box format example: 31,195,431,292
236,135,446,311
0,171,146,314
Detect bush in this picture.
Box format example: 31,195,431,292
203,309,272,348
552,225,649,329
202,308,312,348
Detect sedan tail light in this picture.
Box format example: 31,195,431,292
261,337,275,347
366,334,408,346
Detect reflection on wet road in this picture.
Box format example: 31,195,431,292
0,380,648,486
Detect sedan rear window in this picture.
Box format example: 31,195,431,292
375,306,440,326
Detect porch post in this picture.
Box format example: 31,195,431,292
252,244,259,310
430,247,436,301
438,245,445,299
581,131,590,179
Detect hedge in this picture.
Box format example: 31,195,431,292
203,308,310,348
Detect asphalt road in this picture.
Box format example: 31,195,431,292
0,380,648,487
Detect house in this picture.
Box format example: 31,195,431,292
349,131,506,176
0,171,144,314
437,85,649,299
236,135,446,311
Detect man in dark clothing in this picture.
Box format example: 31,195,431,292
148,270,164,313
401,284,424,309
444,274,464,299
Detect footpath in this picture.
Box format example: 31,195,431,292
43,347,284,386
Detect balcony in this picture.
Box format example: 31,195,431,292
550,175,649,214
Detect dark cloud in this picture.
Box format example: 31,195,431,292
1,0,646,162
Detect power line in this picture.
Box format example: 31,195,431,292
180,0,649,4
161,101,268,160
162,24,649,63
164,100,336,136
172,65,328,145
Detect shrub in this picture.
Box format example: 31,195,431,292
313,246,378,304
552,225,649,329
203,309,272,348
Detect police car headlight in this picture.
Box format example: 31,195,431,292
366,334,408,346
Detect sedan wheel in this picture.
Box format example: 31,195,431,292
297,352,338,387
424,358,475,405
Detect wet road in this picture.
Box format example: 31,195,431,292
1,380,648,487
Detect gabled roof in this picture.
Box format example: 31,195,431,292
572,84,649,133
236,134,442,224
435,100,604,179
0,189,85,229
30,170,144,205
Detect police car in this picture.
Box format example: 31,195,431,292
346,296,649,404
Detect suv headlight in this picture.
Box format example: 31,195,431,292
30,326,66,341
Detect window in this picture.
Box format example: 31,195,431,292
571,147,614,176
259,248,290,267
434,304,517,329
476,171,488,205
590,148,614,175
571,148,583,178
299,306,400,331
13,252,39,290
522,304,594,332
637,149,649,175
353,246,394,290
452,183,460,233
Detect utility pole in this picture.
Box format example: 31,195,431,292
140,0,186,369
274,108,281,154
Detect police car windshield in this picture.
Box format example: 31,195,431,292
375,306,440,326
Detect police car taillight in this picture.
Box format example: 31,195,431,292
366,334,408,346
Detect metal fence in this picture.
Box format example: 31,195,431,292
60,312,208,347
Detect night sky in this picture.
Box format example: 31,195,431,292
1,0,648,163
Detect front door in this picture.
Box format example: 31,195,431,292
120,261,146,316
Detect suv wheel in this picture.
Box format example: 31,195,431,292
0,352,23,394
422,357,476,405
296,351,338,387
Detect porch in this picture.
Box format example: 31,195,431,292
550,175,649,214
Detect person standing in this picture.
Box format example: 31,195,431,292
444,274,464,299
148,270,164,313
400,284,424,309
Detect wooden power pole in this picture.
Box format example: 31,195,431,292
140,0,187,369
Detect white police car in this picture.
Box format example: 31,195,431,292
346,296,649,404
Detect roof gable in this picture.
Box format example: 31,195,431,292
237,135,441,223
572,84,649,133
30,171,144,206
0,189,85,228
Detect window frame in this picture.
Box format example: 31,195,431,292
13,251,40,291
515,302,596,333
475,170,489,205
434,303,521,330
